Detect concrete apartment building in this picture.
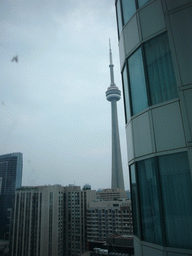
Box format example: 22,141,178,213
96,188,127,201
10,184,96,256
115,0,192,255
63,185,96,256
87,199,133,241
10,185,64,256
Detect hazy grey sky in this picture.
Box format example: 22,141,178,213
0,0,129,190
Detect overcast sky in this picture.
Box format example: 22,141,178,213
0,0,129,190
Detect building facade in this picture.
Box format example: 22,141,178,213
10,184,96,256
0,152,22,240
10,185,64,256
96,188,127,201
87,199,132,241
63,185,96,256
115,0,192,255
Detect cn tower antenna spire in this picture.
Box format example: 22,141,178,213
109,39,115,86
106,40,125,191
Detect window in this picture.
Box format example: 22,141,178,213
121,0,136,26
116,0,150,35
159,152,192,249
128,47,148,115
137,158,162,244
130,164,140,237
138,0,150,8
130,152,192,249
144,33,177,105
122,65,131,123
116,0,123,35
123,32,177,122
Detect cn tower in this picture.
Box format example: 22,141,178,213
106,40,125,191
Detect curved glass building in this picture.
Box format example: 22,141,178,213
115,0,192,255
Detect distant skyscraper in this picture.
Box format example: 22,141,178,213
106,40,125,191
0,152,22,195
0,152,22,240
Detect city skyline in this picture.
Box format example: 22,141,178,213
0,1,129,190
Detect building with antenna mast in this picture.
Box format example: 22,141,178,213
106,40,125,191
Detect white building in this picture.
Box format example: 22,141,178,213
115,0,192,256
87,199,132,241
10,185,64,256
63,185,96,256
10,184,96,256
96,188,127,201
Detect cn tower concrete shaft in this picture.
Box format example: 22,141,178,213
106,40,125,190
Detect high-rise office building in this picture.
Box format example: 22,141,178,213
0,152,22,240
115,0,192,255
106,41,125,191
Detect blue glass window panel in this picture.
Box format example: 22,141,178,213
122,65,131,123
144,33,178,105
159,152,192,249
130,164,139,236
122,0,136,25
128,48,148,115
138,0,151,8
116,0,123,35
137,158,162,244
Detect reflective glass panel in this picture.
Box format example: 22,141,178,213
137,158,162,244
122,65,131,123
130,164,139,236
128,48,148,115
122,0,136,25
159,152,192,249
144,33,178,105
116,0,123,35
138,0,150,8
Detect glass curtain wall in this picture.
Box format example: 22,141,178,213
138,0,151,8
122,32,177,121
159,152,192,249
128,48,148,115
137,158,162,244
144,33,178,105
130,152,192,249
116,0,123,35
121,0,136,25
116,0,136,36
130,164,140,237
